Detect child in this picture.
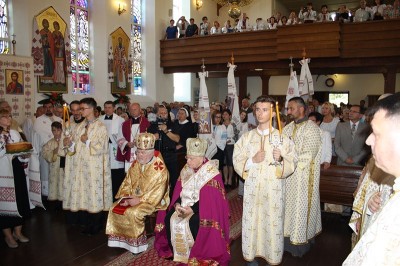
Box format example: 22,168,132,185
42,121,65,206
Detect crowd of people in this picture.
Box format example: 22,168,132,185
0,91,399,265
165,0,400,39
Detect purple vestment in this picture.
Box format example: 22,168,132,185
154,163,230,266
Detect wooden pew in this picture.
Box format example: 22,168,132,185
320,165,363,206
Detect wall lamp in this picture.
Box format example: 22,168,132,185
196,0,203,10
118,3,126,15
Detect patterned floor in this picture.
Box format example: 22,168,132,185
106,188,243,266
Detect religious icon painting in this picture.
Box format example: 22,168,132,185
108,27,132,94
32,6,71,93
5,69,24,95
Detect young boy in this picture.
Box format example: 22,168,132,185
233,95,297,266
42,121,65,205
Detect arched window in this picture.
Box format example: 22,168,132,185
0,0,10,54
131,0,142,95
69,0,90,94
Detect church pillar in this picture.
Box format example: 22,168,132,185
260,74,271,95
383,67,396,94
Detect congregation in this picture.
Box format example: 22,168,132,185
1,90,400,265
165,0,400,39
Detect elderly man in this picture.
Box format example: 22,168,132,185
241,97,253,114
343,93,400,265
155,137,230,265
106,132,169,254
117,102,150,172
33,100,62,196
283,97,322,257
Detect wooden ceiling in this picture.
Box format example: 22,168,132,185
279,0,361,13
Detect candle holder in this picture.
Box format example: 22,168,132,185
269,131,283,166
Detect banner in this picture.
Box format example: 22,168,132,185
227,62,240,126
198,71,217,159
285,70,300,108
298,58,314,102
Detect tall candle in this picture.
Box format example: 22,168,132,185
276,101,282,135
269,103,273,132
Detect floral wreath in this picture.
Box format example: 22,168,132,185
112,92,130,105
38,92,67,106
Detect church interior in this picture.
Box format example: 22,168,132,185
1,0,400,265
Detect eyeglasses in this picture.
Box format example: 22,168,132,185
349,110,360,113
80,107,92,111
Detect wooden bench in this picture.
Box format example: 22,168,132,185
320,165,363,206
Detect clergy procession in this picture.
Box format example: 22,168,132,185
2,0,400,265
2,89,400,265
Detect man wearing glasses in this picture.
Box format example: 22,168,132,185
63,97,112,235
334,105,370,166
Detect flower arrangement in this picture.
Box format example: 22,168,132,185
112,92,130,105
38,92,67,106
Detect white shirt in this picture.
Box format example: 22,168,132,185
100,114,124,169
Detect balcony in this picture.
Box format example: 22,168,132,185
160,19,400,94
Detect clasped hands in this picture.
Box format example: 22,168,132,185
252,148,282,163
119,196,140,207
175,203,193,218
127,139,136,149
356,192,381,232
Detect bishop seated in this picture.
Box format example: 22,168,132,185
106,132,170,254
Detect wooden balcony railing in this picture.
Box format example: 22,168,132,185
160,19,400,77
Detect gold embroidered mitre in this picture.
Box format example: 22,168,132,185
136,132,155,150
186,137,207,157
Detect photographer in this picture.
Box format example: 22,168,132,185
148,105,180,195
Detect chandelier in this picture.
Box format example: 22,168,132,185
212,0,254,20
212,0,254,7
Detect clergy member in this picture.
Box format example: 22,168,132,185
106,132,169,254
117,102,150,171
344,93,400,265
99,101,125,198
63,97,112,235
233,95,297,266
283,97,322,257
154,137,230,265
33,99,62,196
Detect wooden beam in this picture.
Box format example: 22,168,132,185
260,74,271,95
238,75,247,103
383,67,397,94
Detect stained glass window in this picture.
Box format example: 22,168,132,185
70,0,90,94
0,0,10,54
131,0,143,95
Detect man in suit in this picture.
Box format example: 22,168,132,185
334,105,370,166
241,97,253,115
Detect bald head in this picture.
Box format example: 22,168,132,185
129,103,141,118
